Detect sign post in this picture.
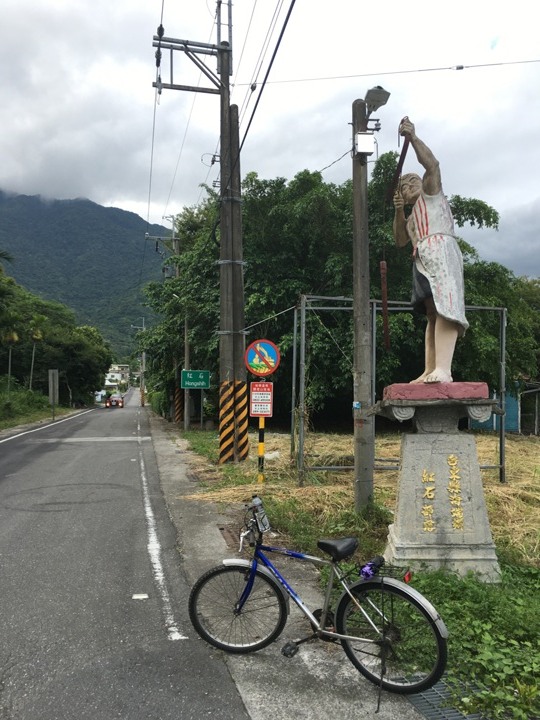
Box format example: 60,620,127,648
245,339,280,484
48,369,59,421
250,381,273,484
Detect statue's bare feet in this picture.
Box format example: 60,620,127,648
424,369,453,383
410,371,431,384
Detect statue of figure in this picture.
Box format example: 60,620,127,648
393,118,468,383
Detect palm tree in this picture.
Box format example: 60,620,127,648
28,315,47,390
0,249,13,272
4,330,19,399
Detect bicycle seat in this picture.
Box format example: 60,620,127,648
317,538,358,561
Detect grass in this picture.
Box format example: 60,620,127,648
0,387,77,431
179,427,540,720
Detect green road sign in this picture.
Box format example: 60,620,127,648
181,370,211,389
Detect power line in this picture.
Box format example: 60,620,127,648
234,57,540,87
238,0,297,156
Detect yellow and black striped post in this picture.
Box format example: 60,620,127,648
234,379,249,461
257,417,265,483
219,380,250,463
218,381,235,464
174,386,183,424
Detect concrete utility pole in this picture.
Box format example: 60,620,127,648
351,88,390,510
152,1,248,461
131,318,146,406
165,215,189,429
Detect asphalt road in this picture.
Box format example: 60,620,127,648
0,391,249,720
1,395,434,720
150,412,428,720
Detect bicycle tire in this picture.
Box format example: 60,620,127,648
335,579,447,694
188,564,287,653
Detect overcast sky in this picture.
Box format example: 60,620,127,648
1,0,539,278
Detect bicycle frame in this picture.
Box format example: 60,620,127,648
230,539,384,644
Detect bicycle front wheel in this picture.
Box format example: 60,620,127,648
335,579,447,694
188,564,287,653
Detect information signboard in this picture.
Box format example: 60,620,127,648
181,370,211,389
250,381,273,417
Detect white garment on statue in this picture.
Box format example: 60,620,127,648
407,190,469,334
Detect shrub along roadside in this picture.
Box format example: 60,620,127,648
0,383,50,428
0,382,86,430
180,428,540,720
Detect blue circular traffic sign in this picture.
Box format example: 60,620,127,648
244,339,280,377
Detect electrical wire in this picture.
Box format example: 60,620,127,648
199,0,288,201
200,0,296,208
235,0,285,128
234,57,540,87
238,0,297,156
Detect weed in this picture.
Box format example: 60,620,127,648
179,427,540,720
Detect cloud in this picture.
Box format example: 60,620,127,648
0,0,539,278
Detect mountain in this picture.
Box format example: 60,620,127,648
0,190,168,357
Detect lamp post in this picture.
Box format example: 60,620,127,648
352,86,390,511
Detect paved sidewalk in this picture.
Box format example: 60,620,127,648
148,411,430,720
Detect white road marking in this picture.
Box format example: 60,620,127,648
0,410,95,444
137,415,187,641
27,437,152,443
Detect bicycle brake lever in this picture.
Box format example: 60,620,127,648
239,528,251,552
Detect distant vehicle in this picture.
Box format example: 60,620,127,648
105,394,124,408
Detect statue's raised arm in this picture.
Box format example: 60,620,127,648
392,119,469,384
399,118,442,196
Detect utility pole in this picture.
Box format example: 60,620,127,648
164,214,188,428
351,88,390,511
152,1,248,461
131,318,146,406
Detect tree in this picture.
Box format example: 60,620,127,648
28,314,47,390
0,273,112,404
142,159,538,425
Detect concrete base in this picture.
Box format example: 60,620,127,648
376,384,501,583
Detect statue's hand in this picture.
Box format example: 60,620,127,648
399,117,415,138
393,189,405,211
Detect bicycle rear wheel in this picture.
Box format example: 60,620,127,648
335,579,447,693
188,564,287,653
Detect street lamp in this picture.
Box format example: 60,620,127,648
352,86,390,511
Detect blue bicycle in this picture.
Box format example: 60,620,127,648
188,496,448,694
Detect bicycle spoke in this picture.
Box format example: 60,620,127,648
336,581,447,694
189,565,287,653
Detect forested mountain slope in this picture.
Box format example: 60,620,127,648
0,190,167,356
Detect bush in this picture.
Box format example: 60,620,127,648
412,565,540,719
0,382,49,422
149,389,169,418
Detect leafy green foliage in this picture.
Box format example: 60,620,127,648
142,155,538,422
0,190,165,357
412,565,540,719
0,274,112,405
0,378,49,425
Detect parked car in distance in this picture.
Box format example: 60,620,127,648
105,394,124,408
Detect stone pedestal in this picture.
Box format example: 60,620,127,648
374,383,501,583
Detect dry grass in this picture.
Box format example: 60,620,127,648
184,429,539,566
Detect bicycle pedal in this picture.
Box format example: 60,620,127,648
281,641,299,658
